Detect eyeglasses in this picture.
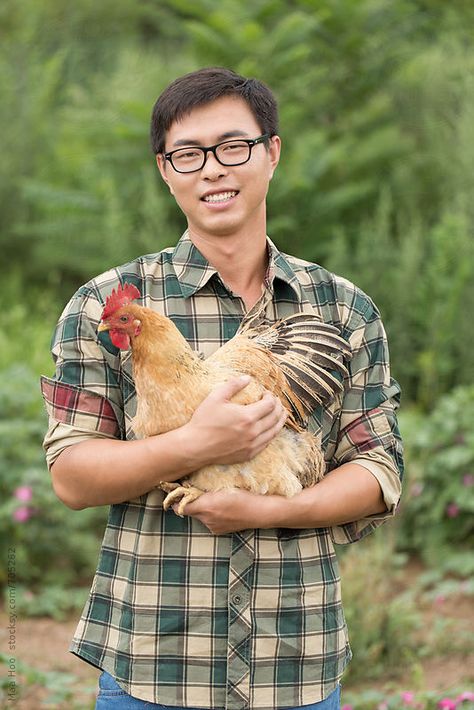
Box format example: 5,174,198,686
163,134,270,174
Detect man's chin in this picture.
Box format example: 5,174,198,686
187,218,245,241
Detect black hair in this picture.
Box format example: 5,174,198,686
150,67,278,154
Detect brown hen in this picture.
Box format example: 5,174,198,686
98,283,351,515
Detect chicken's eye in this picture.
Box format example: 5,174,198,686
119,315,129,323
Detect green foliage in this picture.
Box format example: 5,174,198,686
0,273,58,374
1,0,474,400
338,536,422,684
397,387,474,568
10,585,90,620
0,652,96,709
0,363,107,594
327,203,474,407
325,38,474,405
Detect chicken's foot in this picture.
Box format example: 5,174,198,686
159,481,204,517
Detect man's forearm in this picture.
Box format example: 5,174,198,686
51,426,198,510
264,462,387,528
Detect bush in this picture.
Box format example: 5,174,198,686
0,364,107,611
338,536,421,684
397,386,474,571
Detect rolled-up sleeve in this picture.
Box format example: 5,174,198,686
329,298,404,544
40,287,124,468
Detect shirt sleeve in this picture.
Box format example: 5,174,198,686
328,296,404,544
40,286,125,466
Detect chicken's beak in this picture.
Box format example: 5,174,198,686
97,321,109,332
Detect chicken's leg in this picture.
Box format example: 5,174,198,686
159,481,204,517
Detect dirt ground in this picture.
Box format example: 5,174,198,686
1,571,473,709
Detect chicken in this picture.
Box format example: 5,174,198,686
98,282,351,515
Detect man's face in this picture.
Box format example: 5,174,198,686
156,96,280,241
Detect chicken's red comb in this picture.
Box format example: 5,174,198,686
102,282,141,319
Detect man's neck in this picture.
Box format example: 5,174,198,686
188,228,269,311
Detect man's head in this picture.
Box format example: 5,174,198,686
151,68,281,242
150,67,278,156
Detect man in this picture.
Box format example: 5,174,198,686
41,67,403,710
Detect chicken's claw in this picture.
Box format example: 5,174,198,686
159,481,180,494
159,482,204,517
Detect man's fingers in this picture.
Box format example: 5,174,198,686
251,409,288,453
243,391,280,419
211,375,252,402
253,402,287,436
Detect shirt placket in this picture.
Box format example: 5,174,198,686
225,530,255,710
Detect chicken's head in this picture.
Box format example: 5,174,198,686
98,283,143,350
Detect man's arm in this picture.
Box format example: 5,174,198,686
50,377,287,510
179,462,386,535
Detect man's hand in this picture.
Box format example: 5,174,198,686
180,376,287,470
176,489,281,534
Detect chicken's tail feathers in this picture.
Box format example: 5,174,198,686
241,311,351,417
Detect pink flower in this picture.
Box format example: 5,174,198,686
13,506,32,523
438,699,456,710
456,691,474,703
446,503,460,518
401,691,415,705
377,703,389,710
463,474,474,487
434,594,446,606
14,485,32,502
411,482,424,496
342,705,353,710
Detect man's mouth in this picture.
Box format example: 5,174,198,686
202,190,238,204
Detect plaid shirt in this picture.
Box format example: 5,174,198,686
41,232,403,709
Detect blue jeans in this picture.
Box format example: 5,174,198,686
95,671,340,710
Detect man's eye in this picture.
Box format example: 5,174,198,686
222,142,246,152
175,150,201,161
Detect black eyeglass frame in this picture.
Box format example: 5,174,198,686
163,134,270,173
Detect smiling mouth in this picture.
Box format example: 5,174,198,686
202,191,238,204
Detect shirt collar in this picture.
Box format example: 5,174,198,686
171,231,219,299
171,230,303,301
265,237,304,301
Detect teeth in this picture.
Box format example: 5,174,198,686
203,191,237,203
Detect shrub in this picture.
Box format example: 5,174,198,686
396,386,474,571
338,536,421,684
0,364,107,611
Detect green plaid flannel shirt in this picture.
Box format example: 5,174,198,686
41,232,403,709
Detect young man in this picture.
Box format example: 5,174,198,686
41,68,403,710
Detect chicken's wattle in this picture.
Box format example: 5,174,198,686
110,329,131,350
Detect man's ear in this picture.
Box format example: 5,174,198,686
156,154,175,196
268,135,281,181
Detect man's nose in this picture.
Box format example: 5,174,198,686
200,150,228,179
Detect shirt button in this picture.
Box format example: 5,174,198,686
232,594,242,605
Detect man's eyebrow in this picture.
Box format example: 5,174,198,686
171,130,249,148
